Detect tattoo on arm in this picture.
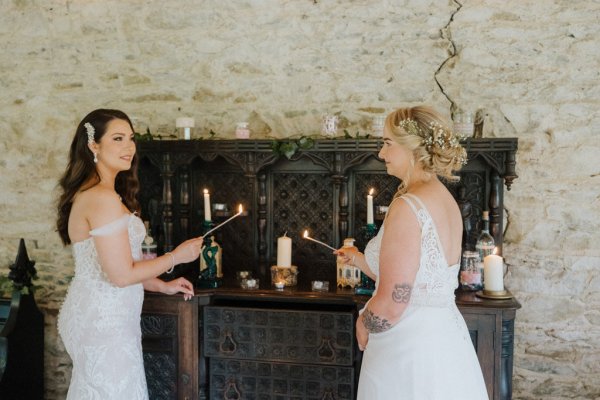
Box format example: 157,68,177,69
362,308,392,333
392,283,412,303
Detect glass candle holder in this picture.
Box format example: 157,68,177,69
311,280,329,292
235,122,250,139
453,110,474,137
322,114,338,137
270,265,298,287
240,278,259,290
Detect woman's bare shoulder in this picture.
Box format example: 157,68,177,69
73,187,123,219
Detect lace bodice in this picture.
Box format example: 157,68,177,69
57,213,149,400
364,193,460,307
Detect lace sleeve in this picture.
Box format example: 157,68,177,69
89,214,131,237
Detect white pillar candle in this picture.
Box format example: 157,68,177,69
367,188,374,225
203,189,211,221
277,233,292,267
484,254,504,291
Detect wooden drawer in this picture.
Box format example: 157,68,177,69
203,306,354,366
209,358,354,400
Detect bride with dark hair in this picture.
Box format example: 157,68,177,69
56,109,203,399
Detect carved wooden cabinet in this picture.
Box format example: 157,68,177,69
137,138,520,399
142,289,519,400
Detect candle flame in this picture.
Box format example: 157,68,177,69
369,188,374,196
303,230,309,238
203,188,209,194
238,204,243,214
493,247,499,256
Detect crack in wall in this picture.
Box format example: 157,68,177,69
434,0,463,115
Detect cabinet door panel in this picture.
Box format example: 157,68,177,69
209,358,354,400
204,306,354,366
142,295,198,400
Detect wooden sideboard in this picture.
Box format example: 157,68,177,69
142,288,520,400
136,138,520,399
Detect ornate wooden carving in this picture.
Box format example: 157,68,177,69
137,138,518,284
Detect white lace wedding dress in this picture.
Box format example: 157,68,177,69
357,194,488,399
58,214,149,400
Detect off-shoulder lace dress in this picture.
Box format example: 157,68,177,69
358,194,488,399
57,214,149,400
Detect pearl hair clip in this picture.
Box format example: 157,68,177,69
85,122,95,144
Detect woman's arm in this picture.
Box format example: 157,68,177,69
358,199,421,334
88,191,203,287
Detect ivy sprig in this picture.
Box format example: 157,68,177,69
271,136,315,159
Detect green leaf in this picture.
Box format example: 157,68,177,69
280,142,299,159
297,136,314,149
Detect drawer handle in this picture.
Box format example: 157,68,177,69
224,378,241,400
318,337,335,362
321,388,335,400
220,330,237,353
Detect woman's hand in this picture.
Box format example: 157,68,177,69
161,277,195,301
356,314,369,351
172,237,204,265
334,247,361,266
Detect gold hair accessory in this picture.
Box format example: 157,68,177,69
398,118,467,165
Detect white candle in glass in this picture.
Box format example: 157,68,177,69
484,253,504,292
203,189,211,221
367,188,374,225
176,117,195,140
277,233,292,267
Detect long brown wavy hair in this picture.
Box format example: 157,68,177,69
56,109,140,245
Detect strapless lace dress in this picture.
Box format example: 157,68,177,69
358,194,488,399
57,214,149,400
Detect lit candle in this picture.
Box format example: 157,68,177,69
277,233,292,267
203,189,211,221
484,249,504,292
274,281,285,290
367,188,374,225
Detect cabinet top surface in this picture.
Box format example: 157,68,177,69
146,286,521,310
137,137,518,153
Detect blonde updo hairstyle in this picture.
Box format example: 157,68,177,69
385,105,467,197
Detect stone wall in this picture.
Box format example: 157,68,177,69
0,1,598,399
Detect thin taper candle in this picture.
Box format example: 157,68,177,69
202,204,243,238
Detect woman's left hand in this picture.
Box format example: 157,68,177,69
356,314,369,351
161,277,195,301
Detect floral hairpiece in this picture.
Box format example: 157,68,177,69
84,122,95,144
397,118,467,165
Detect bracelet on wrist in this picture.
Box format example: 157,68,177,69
165,252,175,274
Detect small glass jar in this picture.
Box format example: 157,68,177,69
322,114,338,137
235,122,250,139
372,115,385,137
460,250,483,291
453,110,474,137
141,242,157,260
